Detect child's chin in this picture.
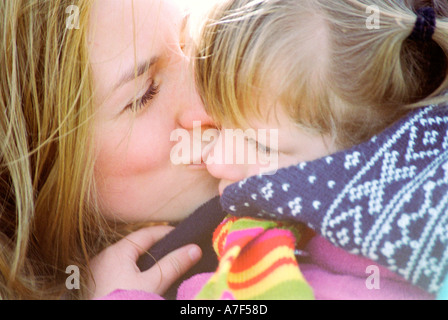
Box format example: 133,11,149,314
218,179,235,196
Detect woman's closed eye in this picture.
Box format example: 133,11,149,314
125,81,160,113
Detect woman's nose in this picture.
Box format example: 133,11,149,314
178,94,215,130
175,61,215,130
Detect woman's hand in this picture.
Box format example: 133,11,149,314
87,226,202,299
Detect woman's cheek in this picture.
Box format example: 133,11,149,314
93,127,165,221
123,121,174,173
95,118,172,176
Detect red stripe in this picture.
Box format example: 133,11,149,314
222,235,258,256
215,229,228,257
230,230,296,273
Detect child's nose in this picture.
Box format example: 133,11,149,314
203,130,248,183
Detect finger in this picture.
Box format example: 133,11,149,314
117,225,175,261
144,244,202,295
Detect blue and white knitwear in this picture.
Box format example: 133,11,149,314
220,103,448,294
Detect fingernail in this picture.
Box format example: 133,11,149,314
188,246,201,261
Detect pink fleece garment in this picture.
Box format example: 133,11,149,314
98,289,164,300
299,236,434,300
177,236,435,300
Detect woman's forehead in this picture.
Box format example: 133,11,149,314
88,0,180,59
87,0,184,99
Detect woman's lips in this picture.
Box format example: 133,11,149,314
188,155,207,169
188,161,207,169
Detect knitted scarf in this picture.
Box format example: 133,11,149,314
195,216,314,300
219,103,448,295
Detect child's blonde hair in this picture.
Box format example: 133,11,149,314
195,0,448,148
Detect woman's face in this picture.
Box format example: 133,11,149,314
89,0,218,223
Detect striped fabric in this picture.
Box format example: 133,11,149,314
195,216,314,300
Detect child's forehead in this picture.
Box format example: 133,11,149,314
197,0,331,133
220,100,291,130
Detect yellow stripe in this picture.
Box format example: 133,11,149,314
227,245,298,284
231,264,305,300
216,246,243,273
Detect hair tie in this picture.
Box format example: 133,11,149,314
409,7,437,42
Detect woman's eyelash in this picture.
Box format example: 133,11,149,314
126,82,160,112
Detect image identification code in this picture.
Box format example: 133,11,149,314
180,304,268,317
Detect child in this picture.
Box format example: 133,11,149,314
193,0,448,299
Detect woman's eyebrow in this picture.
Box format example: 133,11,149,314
113,56,159,90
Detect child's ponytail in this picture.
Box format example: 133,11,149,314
399,2,448,106
315,0,448,147
425,1,448,103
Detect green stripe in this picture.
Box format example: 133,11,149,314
242,280,315,300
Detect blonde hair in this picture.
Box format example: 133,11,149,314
0,0,116,299
195,0,448,148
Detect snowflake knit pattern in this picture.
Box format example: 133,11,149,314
195,216,314,300
220,104,448,294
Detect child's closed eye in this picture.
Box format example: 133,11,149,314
246,137,273,155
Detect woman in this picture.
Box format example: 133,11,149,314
0,0,219,299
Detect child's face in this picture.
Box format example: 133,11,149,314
203,101,337,195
